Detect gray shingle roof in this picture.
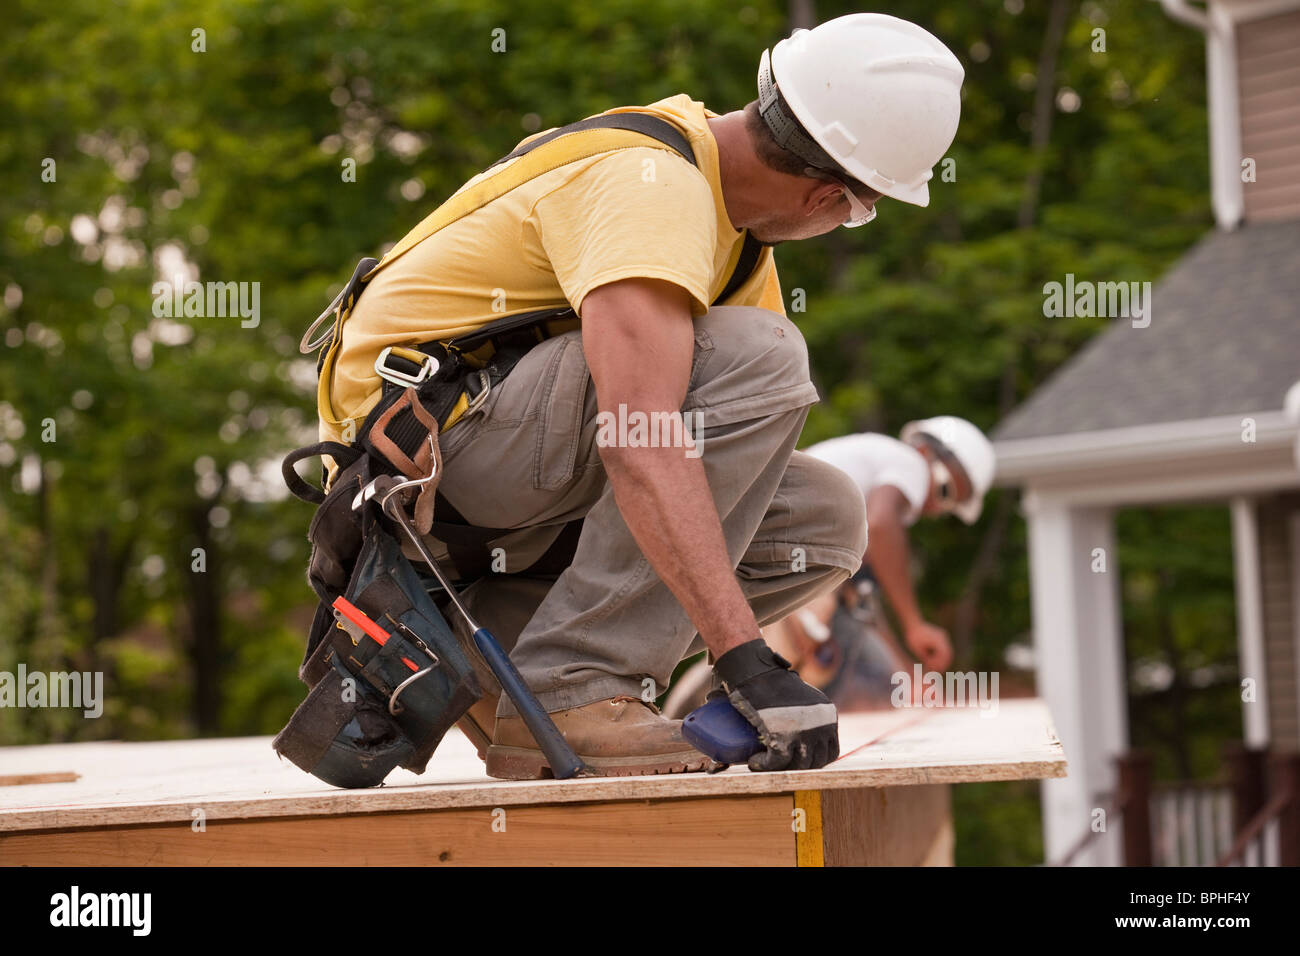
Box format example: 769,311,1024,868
993,220,1300,441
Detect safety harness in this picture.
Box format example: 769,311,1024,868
286,111,765,576
275,110,765,788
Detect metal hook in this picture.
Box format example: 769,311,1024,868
376,436,439,512
388,666,434,715
349,435,438,513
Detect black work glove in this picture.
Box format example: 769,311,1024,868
713,639,839,771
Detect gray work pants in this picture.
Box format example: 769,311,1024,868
428,306,867,717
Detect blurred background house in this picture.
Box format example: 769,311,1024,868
994,0,1300,865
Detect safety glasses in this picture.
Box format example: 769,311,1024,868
930,460,960,513
807,167,877,228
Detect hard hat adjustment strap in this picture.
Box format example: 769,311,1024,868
757,51,852,183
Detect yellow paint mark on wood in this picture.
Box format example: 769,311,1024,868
795,790,823,867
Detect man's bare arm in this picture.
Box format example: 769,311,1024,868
864,486,923,631
581,278,759,660
865,485,952,670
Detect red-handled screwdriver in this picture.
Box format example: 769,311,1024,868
332,596,419,672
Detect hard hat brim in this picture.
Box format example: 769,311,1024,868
880,177,930,207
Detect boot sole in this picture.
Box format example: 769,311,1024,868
485,745,710,780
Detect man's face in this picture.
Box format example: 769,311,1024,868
915,443,974,517
748,174,882,246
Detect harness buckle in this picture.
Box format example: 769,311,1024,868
375,346,438,388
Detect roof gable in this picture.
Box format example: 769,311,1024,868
993,220,1300,442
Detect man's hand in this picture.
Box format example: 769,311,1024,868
714,639,839,771
905,620,952,672
581,278,761,661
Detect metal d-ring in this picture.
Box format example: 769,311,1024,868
388,665,434,715
299,293,345,354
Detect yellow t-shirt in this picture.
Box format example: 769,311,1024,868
322,94,785,443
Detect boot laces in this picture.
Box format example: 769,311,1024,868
610,694,659,714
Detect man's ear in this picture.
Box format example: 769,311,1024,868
802,177,844,218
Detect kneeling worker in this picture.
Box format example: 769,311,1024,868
766,417,995,703
315,15,965,777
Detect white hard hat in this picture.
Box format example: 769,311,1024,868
758,13,964,207
901,416,995,525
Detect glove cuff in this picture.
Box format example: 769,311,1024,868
714,639,793,690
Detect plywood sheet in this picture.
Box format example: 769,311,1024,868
0,698,1064,833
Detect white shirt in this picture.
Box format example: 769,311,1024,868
803,433,931,527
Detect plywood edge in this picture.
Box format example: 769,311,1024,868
0,754,1066,833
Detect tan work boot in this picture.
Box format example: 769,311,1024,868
486,695,709,780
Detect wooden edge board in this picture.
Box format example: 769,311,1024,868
0,755,1063,833
2,788,960,867
1,794,800,867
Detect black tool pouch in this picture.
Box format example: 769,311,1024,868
273,462,482,788
272,664,415,790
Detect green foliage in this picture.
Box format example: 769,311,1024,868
1118,506,1241,783
954,780,1045,867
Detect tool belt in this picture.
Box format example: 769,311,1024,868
271,490,482,789
276,110,767,788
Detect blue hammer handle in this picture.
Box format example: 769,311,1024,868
471,627,587,779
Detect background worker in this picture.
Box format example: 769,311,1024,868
665,417,995,716
768,417,996,699
323,14,966,778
